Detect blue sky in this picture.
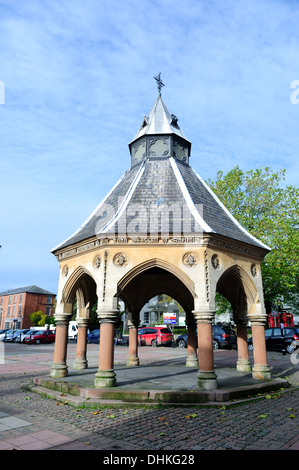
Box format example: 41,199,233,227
0,0,299,294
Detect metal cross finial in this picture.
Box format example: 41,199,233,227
154,73,165,94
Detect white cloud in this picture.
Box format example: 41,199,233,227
0,0,298,292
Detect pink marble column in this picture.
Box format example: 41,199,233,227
236,319,252,372
193,310,218,390
73,319,88,370
94,310,118,387
127,319,139,366
186,321,198,367
50,315,70,378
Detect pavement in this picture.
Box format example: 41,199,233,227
0,341,298,453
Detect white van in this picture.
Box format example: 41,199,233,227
68,321,78,340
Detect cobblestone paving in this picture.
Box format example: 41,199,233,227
0,373,298,450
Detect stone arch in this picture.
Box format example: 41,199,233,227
216,264,259,320
62,266,97,309
117,258,195,315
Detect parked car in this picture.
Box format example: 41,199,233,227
11,329,32,342
20,329,36,343
88,329,100,344
176,325,237,350
87,329,124,345
248,327,299,354
138,327,174,347
0,329,13,341
23,330,56,344
2,329,21,342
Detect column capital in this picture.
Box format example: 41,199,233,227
247,313,267,326
97,309,119,324
54,313,71,325
192,309,215,324
76,318,89,327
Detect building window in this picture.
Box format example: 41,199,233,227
47,296,52,304
9,295,12,304
7,306,10,317
14,295,17,304
18,304,22,316
12,306,15,316
0,297,3,305
144,312,149,323
46,306,51,316
20,294,23,303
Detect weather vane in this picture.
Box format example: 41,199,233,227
154,73,165,94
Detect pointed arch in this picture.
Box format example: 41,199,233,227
216,264,258,315
62,266,97,306
117,258,195,315
118,258,195,296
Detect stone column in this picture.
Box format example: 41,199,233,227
236,319,252,372
50,315,70,378
73,319,89,370
193,310,218,390
127,318,140,366
249,313,271,380
185,320,198,368
94,310,118,388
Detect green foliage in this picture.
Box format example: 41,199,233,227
45,316,56,326
29,311,46,326
215,292,232,315
207,166,299,304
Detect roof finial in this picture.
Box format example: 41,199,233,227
154,73,165,95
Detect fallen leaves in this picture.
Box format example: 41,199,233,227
185,413,197,419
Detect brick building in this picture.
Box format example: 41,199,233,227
0,285,56,330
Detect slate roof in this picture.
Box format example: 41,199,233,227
0,285,56,296
53,156,270,252
52,95,270,253
130,93,190,143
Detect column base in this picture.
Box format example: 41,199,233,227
73,357,88,370
94,369,116,388
252,364,272,380
236,359,252,372
127,356,140,366
197,370,218,390
50,362,68,378
186,356,198,368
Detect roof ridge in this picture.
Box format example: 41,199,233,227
0,285,56,296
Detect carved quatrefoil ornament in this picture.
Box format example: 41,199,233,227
93,256,101,268
113,253,128,267
211,254,221,270
182,252,198,267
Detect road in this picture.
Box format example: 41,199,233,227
0,342,298,452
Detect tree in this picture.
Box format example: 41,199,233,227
29,311,46,326
207,166,299,309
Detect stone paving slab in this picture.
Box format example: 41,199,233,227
0,344,298,451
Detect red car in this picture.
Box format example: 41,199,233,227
24,330,56,344
138,327,173,347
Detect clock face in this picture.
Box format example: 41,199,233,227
134,143,145,162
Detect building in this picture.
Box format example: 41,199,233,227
0,285,56,330
50,79,271,390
